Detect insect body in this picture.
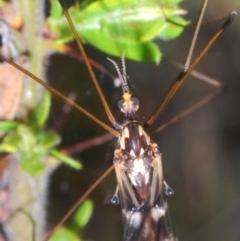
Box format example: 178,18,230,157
0,0,237,240
110,57,174,240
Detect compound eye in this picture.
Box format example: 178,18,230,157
117,98,124,110
117,95,140,113
131,96,140,109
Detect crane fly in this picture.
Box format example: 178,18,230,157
0,0,237,240
106,55,175,241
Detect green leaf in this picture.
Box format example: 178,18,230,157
36,131,60,152
0,131,22,153
20,152,45,175
69,199,93,232
16,126,61,175
158,17,188,40
2,125,58,175
49,227,80,241
50,0,63,20
0,121,18,132
17,125,36,150
50,149,82,169
81,28,161,62
48,0,188,62
0,143,17,153
31,91,51,128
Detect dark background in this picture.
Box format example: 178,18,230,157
44,1,240,241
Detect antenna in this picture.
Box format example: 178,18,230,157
107,54,130,93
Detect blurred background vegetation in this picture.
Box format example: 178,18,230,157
0,0,240,241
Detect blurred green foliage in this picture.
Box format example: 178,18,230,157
49,0,188,63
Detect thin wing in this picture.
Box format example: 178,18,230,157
114,150,175,241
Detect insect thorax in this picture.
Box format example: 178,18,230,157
114,121,160,202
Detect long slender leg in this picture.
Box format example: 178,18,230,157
0,55,118,137
59,0,117,126
45,69,225,241
43,165,115,241
144,9,236,127
151,65,222,135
